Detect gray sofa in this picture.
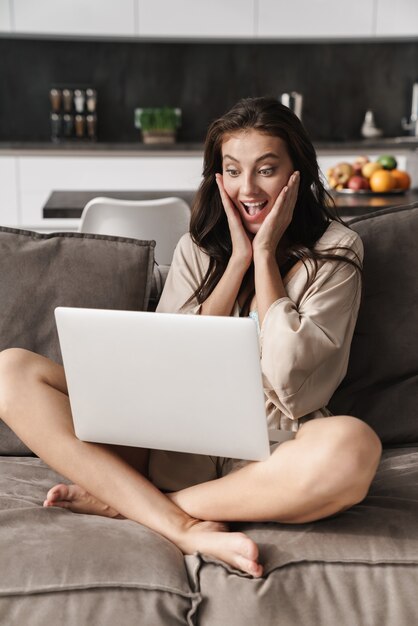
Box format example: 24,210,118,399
0,202,417,625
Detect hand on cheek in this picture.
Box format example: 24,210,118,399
215,174,253,267
253,171,300,256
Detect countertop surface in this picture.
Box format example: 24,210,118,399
1,137,418,156
0,141,205,157
43,188,418,220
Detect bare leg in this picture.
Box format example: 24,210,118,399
46,415,381,526
0,349,262,577
168,415,382,524
44,443,149,517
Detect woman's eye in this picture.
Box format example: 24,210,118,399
225,168,239,177
259,168,274,176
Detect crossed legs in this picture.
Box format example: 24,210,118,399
168,413,382,524
0,348,382,576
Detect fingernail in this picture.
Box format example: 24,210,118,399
283,186,288,193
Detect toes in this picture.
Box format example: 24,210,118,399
43,498,71,510
234,533,259,562
234,555,263,578
211,533,262,577
230,533,262,577
248,561,263,578
46,483,70,504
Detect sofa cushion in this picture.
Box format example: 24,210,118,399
187,446,418,625
0,227,155,456
0,456,199,626
329,203,418,445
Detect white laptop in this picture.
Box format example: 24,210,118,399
55,307,275,461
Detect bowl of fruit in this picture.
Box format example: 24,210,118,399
326,155,411,195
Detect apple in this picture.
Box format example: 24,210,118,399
333,162,354,185
347,175,370,191
353,156,369,174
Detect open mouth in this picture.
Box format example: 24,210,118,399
240,200,268,217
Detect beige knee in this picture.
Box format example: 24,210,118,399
0,348,42,414
295,415,382,510
0,347,40,377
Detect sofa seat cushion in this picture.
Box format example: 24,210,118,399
187,447,418,625
0,457,199,625
0,227,155,456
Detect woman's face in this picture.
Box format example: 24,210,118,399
221,129,295,235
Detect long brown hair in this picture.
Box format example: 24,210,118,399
189,96,362,307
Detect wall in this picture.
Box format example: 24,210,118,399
1,36,417,143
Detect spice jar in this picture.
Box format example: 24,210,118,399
50,113,62,141
74,89,85,114
75,114,85,138
63,114,74,138
62,89,73,113
86,113,97,140
86,89,97,113
49,89,62,113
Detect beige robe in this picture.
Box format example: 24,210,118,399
149,220,364,491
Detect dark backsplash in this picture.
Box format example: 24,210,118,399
1,36,417,143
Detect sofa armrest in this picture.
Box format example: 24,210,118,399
148,264,171,311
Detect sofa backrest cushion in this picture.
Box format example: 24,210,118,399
329,203,418,445
0,227,155,456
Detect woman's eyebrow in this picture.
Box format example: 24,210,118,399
255,152,280,162
222,152,280,163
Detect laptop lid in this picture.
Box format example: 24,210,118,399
55,307,270,461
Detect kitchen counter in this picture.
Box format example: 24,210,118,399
1,137,418,156
329,189,418,217
0,141,205,157
43,189,418,220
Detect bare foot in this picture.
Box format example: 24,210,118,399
44,486,263,577
167,491,263,577
177,519,263,578
43,483,123,518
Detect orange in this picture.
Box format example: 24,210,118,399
369,169,395,192
390,169,411,190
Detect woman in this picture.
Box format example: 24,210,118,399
0,97,381,578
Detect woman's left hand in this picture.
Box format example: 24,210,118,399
252,171,300,257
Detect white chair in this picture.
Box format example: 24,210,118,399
79,196,191,265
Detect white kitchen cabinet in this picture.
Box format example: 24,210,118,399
137,0,255,38
18,155,203,230
257,0,375,38
8,0,418,40
13,0,136,37
375,0,418,37
0,0,12,31
0,157,19,227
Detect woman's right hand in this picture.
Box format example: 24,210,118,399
215,174,253,269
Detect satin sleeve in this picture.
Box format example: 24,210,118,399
156,233,209,315
259,232,364,420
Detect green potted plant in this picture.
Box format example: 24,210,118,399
134,107,181,144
